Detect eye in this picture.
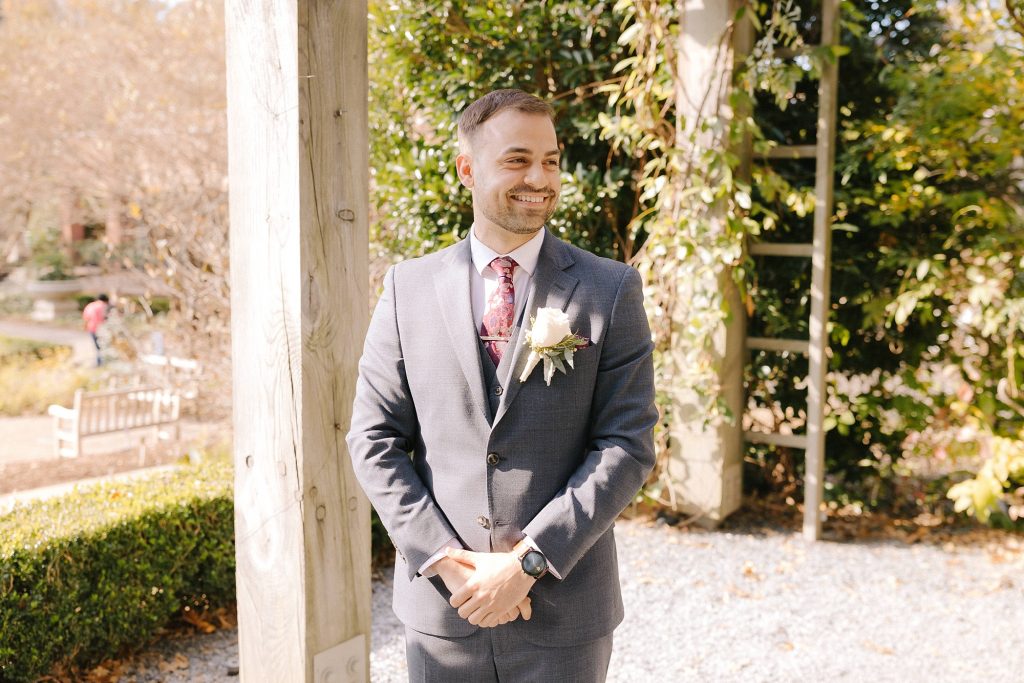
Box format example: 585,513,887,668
545,159,560,167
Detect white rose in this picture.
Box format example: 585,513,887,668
531,307,571,347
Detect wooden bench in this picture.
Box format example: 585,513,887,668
47,385,181,459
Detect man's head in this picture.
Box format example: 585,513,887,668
455,89,561,248
457,89,555,153
97,294,109,303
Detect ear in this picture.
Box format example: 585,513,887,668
455,153,474,189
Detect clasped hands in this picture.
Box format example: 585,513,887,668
435,547,536,628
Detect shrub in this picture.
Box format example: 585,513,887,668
947,434,1024,528
0,336,66,362
0,337,95,416
0,461,235,682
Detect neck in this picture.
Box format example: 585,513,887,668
473,224,541,255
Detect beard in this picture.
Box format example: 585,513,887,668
479,187,558,235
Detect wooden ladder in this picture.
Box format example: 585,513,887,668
744,0,841,540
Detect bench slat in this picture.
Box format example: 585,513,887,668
48,385,181,458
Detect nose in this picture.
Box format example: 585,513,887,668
524,161,547,189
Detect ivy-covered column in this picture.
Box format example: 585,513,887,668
663,0,752,525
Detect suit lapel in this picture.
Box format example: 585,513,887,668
434,239,490,424
493,232,579,428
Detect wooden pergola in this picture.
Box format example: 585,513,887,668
225,1,838,679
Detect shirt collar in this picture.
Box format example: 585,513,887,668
469,226,545,277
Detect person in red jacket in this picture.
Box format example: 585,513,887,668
82,293,109,366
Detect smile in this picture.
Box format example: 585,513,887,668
510,194,549,204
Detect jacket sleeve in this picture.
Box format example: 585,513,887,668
346,265,460,580
522,266,658,578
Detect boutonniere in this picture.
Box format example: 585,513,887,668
519,307,590,386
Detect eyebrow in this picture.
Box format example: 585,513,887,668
500,146,561,157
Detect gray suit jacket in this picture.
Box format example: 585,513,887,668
346,230,657,646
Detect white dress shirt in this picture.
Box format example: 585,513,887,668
418,226,559,579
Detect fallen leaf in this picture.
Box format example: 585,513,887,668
863,640,894,655
183,608,217,634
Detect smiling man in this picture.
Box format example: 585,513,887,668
347,89,657,681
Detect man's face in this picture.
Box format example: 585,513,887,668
456,109,561,238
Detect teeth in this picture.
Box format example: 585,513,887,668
511,195,546,203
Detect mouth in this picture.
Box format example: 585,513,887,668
509,193,551,205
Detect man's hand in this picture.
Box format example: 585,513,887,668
434,555,530,627
447,548,536,628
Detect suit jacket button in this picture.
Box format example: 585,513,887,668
494,386,503,396
476,515,491,529
487,452,500,466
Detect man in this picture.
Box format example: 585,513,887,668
82,293,109,366
347,89,657,681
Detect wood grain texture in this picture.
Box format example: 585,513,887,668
227,0,370,679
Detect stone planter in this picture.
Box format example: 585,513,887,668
26,278,83,321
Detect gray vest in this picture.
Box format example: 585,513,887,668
477,307,525,424
478,340,504,424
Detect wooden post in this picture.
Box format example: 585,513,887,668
227,1,370,680
803,0,840,541
664,0,750,525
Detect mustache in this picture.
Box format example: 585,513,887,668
507,187,555,197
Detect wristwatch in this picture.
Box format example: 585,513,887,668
516,544,549,579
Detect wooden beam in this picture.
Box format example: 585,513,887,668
748,242,814,257
744,431,808,449
227,0,370,680
761,144,817,159
746,337,810,355
804,0,840,542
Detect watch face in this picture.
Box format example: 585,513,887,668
522,550,547,577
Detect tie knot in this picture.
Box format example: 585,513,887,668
490,257,517,279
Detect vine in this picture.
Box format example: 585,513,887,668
601,0,831,506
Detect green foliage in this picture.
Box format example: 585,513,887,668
826,2,1024,513
369,0,640,263
0,462,235,681
948,435,1024,526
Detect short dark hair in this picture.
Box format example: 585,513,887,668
457,89,554,149
97,294,109,303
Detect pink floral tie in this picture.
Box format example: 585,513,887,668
481,257,518,366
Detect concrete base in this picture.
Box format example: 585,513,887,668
665,430,743,527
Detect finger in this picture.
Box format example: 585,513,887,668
445,547,476,566
449,586,471,608
466,606,489,626
519,598,532,621
458,597,482,620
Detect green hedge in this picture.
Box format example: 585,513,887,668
0,462,235,682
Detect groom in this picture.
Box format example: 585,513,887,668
347,89,657,681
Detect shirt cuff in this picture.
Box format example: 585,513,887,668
521,535,562,579
417,538,463,577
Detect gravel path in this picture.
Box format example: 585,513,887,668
110,518,1024,682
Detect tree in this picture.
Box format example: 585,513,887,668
0,0,230,405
